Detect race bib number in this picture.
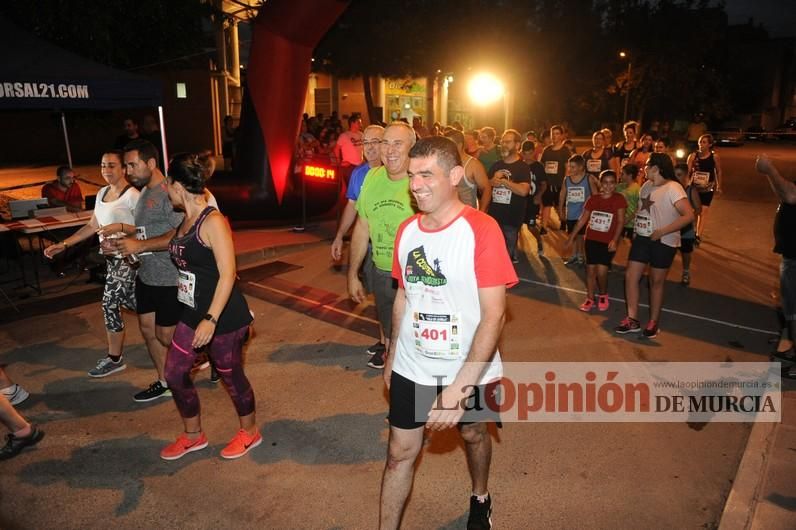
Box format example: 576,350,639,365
177,270,196,308
586,159,602,173
492,187,512,205
634,213,653,237
545,161,558,175
567,186,585,203
413,312,461,360
589,211,614,233
692,171,710,188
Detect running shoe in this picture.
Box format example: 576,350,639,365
643,320,659,339
537,244,544,257
467,495,492,530
220,429,262,459
0,425,44,460
681,271,690,286
210,366,221,384
564,256,579,266
577,256,585,266
597,294,610,312
0,384,30,406
368,350,386,369
615,317,641,334
771,348,796,364
88,356,126,378
366,341,386,356
133,381,171,402
160,432,208,461
579,298,595,312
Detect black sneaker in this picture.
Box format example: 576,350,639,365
210,366,221,384
367,350,385,369
366,341,386,356
467,495,492,530
133,381,171,402
0,425,44,460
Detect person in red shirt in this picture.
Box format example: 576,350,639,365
42,166,84,212
565,170,626,312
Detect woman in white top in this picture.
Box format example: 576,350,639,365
44,149,140,378
615,153,694,339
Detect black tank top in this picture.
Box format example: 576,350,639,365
775,200,796,259
169,206,252,333
692,151,717,182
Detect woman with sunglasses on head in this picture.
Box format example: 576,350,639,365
159,155,257,461
615,153,694,338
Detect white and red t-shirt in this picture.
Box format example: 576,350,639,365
391,206,518,386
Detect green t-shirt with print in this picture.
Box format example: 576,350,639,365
617,181,641,228
356,166,415,271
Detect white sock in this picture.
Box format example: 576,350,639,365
473,492,489,503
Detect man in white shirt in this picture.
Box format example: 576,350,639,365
334,114,364,183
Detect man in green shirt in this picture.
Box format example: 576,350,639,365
348,121,417,369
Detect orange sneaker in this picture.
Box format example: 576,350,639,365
160,432,208,461
220,429,262,459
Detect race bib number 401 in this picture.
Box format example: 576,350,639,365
413,312,461,360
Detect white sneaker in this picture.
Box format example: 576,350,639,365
1,384,30,406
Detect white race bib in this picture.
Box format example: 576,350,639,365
492,187,512,205
413,312,461,360
589,211,614,233
634,212,653,237
692,171,710,188
545,161,559,175
567,186,586,203
177,270,196,308
587,159,602,173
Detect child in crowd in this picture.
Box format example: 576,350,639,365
675,163,702,286
566,170,627,311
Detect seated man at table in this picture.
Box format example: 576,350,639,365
42,166,83,213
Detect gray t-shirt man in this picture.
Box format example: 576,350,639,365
134,181,183,286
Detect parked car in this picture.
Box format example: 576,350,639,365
745,126,767,141
714,127,745,146
775,117,796,140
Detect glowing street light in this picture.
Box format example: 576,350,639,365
619,51,632,123
468,73,504,106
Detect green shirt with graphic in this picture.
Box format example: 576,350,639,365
617,181,641,228
356,166,415,271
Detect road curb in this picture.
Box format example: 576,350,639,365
236,239,330,269
718,420,778,529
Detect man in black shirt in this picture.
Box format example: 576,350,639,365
487,129,531,263
756,154,796,379
521,140,548,257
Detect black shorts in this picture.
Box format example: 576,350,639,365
698,190,714,206
542,184,560,207
388,372,502,430
585,239,615,266
680,238,695,253
622,227,634,240
628,236,677,269
135,278,181,327
524,203,540,225
566,219,586,235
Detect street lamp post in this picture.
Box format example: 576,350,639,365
620,51,632,123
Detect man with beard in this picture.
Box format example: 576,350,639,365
486,129,531,263
110,139,182,402
348,122,417,369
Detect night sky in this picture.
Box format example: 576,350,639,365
723,0,796,37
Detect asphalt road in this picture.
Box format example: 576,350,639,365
0,142,794,529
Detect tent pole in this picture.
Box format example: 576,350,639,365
60,112,73,168
158,106,169,174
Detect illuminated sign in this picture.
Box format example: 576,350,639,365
304,164,336,180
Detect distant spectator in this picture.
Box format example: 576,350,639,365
114,118,141,149
42,166,83,212
141,114,164,169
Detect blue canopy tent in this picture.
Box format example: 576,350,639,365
0,17,165,167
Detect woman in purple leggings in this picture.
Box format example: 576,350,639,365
159,154,257,461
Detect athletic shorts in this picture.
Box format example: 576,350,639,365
525,203,540,226
680,238,695,254
542,184,561,207
135,278,181,327
372,266,397,337
781,258,796,321
628,236,677,269
585,239,615,266
388,371,502,430
698,190,714,206
566,219,586,235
